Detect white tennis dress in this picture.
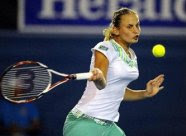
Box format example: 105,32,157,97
74,39,139,122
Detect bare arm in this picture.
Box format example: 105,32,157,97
124,88,146,101
124,74,165,101
89,50,109,90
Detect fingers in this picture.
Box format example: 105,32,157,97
159,86,164,91
157,77,164,86
146,74,165,89
89,68,104,81
152,74,165,86
145,75,165,97
153,74,164,82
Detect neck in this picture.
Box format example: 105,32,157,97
113,38,130,53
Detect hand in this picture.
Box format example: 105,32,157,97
89,68,106,90
89,68,104,81
144,74,165,97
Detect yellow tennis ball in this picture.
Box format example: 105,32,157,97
152,44,166,57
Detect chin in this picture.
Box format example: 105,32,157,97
130,39,138,44
134,38,139,43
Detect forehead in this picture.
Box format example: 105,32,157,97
120,13,139,26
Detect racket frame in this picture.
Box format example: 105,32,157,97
0,61,92,103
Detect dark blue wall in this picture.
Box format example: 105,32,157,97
0,31,186,136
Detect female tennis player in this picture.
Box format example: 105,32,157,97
63,7,164,136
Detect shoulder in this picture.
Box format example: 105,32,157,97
91,40,116,62
93,41,114,52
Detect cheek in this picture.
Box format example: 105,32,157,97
120,31,132,41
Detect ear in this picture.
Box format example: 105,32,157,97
112,27,119,36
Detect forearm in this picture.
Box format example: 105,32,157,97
92,50,109,90
123,88,148,101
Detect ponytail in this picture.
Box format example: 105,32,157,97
103,26,113,41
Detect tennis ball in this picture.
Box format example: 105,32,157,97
152,44,166,57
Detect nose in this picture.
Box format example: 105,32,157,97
133,26,140,34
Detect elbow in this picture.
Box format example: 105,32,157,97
96,84,106,90
94,79,107,90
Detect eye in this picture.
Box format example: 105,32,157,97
127,25,133,29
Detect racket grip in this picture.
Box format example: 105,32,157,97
73,72,92,80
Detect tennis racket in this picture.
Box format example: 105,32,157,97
0,61,92,103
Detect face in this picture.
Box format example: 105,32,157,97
114,13,141,45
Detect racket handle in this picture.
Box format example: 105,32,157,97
72,72,92,80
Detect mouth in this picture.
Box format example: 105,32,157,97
133,35,139,40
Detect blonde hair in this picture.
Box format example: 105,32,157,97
103,7,137,41
103,24,113,41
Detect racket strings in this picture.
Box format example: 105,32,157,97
1,65,50,101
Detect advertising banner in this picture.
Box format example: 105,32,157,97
18,0,186,35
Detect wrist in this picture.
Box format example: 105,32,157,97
143,89,152,98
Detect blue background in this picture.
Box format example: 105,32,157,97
0,32,186,136
24,0,186,27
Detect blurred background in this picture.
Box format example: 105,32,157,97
0,0,186,136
